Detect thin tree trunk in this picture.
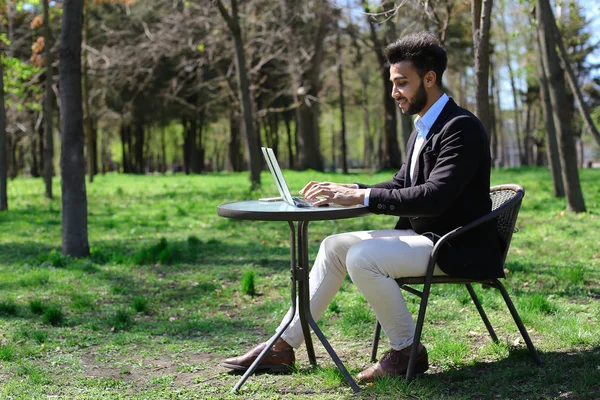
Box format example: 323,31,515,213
41,0,57,198
214,0,261,187
499,10,525,164
550,19,600,147
295,1,329,171
336,26,348,174
472,0,494,137
534,25,563,195
363,0,402,169
0,51,7,211
82,0,96,183
228,109,243,171
361,77,374,170
489,50,498,166
59,0,90,257
537,0,585,212
283,111,294,169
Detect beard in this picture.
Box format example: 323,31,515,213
402,80,428,116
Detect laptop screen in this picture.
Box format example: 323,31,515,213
261,147,294,205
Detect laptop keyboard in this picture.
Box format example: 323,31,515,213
293,197,330,208
292,197,314,207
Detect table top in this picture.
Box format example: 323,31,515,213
217,200,371,222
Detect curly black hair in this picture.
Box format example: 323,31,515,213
385,31,447,87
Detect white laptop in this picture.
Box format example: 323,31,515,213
261,147,317,208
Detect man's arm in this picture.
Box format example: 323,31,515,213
367,116,486,217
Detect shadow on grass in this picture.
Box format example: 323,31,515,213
417,346,600,399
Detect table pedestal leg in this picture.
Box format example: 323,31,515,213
231,221,299,393
232,220,360,394
296,221,360,393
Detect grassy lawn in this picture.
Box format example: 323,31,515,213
0,167,599,399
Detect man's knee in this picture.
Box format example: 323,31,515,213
320,233,357,261
346,241,377,281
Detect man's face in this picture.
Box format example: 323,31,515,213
389,61,428,116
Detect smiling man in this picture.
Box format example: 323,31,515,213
223,31,503,382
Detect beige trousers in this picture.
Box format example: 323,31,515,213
277,229,445,351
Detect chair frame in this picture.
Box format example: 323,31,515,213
370,184,543,381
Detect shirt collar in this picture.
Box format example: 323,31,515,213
414,93,449,137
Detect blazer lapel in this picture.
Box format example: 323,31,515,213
410,98,459,186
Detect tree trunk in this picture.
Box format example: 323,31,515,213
82,0,96,183
537,0,585,212
228,108,243,171
295,2,329,171
214,0,261,187
283,111,294,169
0,52,7,211
489,51,498,166
534,4,564,198
133,122,144,174
472,0,494,137
336,27,348,174
361,78,375,170
550,19,600,147
499,10,525,165
59,0,90,257
37,114,44,177
31,114,40,177
363,0,402,170
42,0,55,196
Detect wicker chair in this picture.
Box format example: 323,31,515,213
370,184,543,381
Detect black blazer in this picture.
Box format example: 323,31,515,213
358,98,504,279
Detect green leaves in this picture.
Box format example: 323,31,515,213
2,55,41,111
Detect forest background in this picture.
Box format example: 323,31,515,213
2,0,600,201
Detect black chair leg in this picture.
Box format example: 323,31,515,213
493,281,543,366
466,284,499,343
371,320,382,362
406,280,433,382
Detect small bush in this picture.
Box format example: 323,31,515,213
187,235,202,247
176,205,188,216
42,305,64,326
0,299,18,316
240,270,256,297
19,270,51,287
0,344,17,361
131,238,181,265
47,249,70,268
71,293,94,310
33,330,48,344
132,296,148,313
111,309,132,331
328,299,341,314
521,293,558,315
29,299,45,315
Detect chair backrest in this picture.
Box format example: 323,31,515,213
489,184,525,266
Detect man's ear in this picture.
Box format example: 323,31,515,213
424,71,436,88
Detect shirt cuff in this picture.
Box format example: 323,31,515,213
363,188,371,206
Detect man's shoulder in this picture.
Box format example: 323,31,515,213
442,102,485,131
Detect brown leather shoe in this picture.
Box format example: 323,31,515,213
356,343,428,382
222,341,295,373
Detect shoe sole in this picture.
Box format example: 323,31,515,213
222,362,293,373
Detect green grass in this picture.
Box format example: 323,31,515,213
0,168,599,399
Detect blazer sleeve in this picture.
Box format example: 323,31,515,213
367,115,486,217
356,163,407,190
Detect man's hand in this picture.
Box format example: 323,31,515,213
299,181,366,206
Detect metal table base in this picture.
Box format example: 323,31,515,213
232,220,360,394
